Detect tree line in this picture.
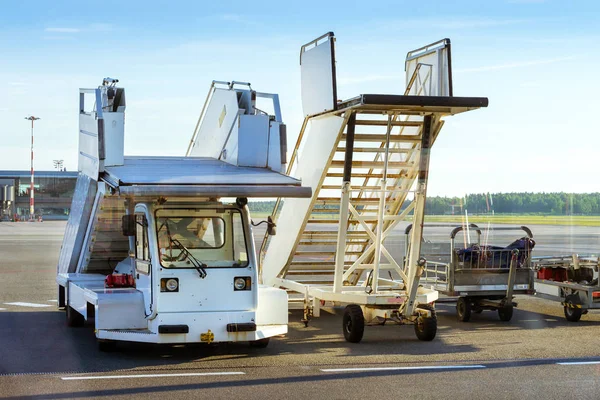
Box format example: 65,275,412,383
249,192,600,215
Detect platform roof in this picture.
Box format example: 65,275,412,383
102,156,312,198
0,171,78,179
332,94,489,116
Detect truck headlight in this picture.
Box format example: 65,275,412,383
234,277,251,291
161,278,179,292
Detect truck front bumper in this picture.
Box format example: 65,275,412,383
96,310,287,344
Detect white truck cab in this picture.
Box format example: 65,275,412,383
56,78,309,350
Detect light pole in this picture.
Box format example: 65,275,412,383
53,159,64,171
24,116,40,219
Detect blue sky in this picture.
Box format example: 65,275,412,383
1,0,599,196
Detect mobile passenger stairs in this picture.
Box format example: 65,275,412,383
260,33,488,342
57,78,310,350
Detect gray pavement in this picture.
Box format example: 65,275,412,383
1,221,600,399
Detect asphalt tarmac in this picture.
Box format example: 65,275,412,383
1,221,599,399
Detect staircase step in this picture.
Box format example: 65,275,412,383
343,134,421,143
336,147,411,154
330,160,411,168
294,251,363,256
326,173,405,178
354,119,422,127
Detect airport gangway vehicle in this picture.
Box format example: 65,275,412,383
533,254,600,322
56,77,311,351
257,33,488,342
415,224,536,322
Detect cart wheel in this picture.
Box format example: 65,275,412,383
498,305,513,321
342,304,365,343
414,305,437,342
98,339,117,352
456,297,472,322
249,338,270,348
66,306,85,327
564,305,583,322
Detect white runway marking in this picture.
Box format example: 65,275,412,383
61,372,245,381
4,302,52,308
47,300,58,303
0,308,5,311
557,361,600,366
321,365,486,372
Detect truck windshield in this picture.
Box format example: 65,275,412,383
155,209,249,268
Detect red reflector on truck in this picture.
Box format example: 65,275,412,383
105,274,135,288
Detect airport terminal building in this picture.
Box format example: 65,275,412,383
0,170,77,220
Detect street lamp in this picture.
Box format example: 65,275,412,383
53,159,64,171
24,116,40,219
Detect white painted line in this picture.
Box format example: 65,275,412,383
557,361,600,366
4,302,52,308
47,300,58,303
321,365,486,373
0,308,5,311
61,372,245,381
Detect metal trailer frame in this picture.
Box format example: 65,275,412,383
416,224,536,322
533,254,600,322
260,34,488,343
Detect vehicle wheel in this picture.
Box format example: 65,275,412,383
98,339,117,352
342,304,365,343
456,297,471,322
564,305,583,322
66,306,85,327
414,305,437,341
498,305,514,321
249,338,270,348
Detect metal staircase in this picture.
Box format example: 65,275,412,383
259,98,470,304
259,35,487,325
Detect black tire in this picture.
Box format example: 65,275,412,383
498,305,513,321
456,297,472,322
98,340,117,352
66,306,85,327
564,305,583,322
414,305,437,341
342,304,365,343
249,338,270,348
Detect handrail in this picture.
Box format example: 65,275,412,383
258,115,311,270
404,223,482,236
186,81,218,156
405,38,450,65
299,31,334,64
452,225,533,239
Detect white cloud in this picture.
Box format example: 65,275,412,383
43,24,113,35
44,27,80,33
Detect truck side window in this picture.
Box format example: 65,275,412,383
135,214,150,262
